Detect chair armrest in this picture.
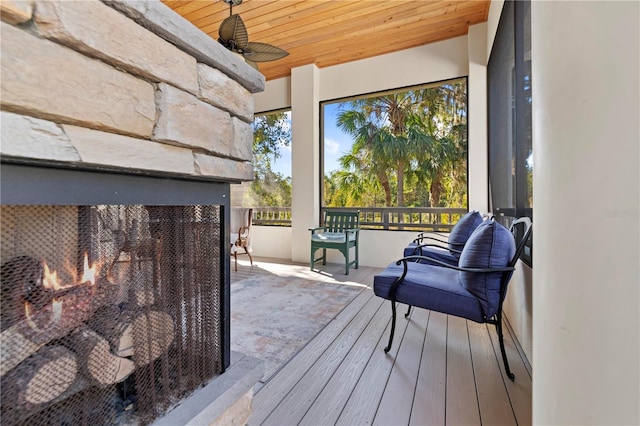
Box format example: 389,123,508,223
309,226,326,234
412,234,450,245
410,243,462,256
398,255,515,273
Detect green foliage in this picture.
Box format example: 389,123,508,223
247,111,292,207
325,79,468,209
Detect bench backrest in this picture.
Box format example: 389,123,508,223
323,210,360,233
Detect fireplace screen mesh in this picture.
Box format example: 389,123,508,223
1,205,224,425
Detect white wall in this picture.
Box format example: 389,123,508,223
532,1,639,424
251,226,292,260
253,36,478,267
318,36,468,101
467,23,489,214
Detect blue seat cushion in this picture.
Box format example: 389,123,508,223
403,244,458,266
373,261,485,323
448,211,484,257
458,220,515,319
311,232,356,243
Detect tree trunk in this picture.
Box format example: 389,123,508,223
429,171,444,207
377,171,393,207
397,161,405,207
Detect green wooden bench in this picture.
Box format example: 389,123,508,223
309,210,360,275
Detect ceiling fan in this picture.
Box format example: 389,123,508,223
218,0,289,69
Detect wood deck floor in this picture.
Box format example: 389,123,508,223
236,258,532,426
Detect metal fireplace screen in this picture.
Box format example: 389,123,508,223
0,205,223,425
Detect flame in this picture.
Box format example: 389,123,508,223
24,299,63,331
43,253,100,290
42,261,67,291
80,253,98,285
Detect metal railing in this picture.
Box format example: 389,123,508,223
252,207,292,226
252,206,467,232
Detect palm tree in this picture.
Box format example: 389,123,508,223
332,80,468,208
336,109,395,206
337,93,417,206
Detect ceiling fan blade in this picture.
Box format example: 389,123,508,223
244,42,289,62
244,59,259,70
219,14,249,49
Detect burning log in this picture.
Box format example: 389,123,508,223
0,280,120,378
1,345,78,406
68,326,135,386
1,256,46,332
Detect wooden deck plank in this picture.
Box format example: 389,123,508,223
249,289,373,425
335,303,411,426
241,259,531,426
259,293,385,425
488,320,533,426
468,322,517,425
374,308,430,425
410,311,447,425
445,316,481,425
299,297,390,425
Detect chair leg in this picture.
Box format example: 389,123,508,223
384,300,397,353
405,305,412,318
244,246,253,266
495,313,515,381
344,247,350,275
233,252,238,272
355,243,359,269
310,247,315,270
322,248,327,265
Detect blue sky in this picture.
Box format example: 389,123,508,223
270,103,353,178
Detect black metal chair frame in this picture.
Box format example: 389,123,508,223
383,217,532,381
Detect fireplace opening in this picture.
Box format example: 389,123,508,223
1,166,231,426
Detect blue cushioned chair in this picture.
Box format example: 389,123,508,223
310,210,360,275
374,217,532,381
403,210,484,266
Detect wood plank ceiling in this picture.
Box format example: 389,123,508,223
162,0,490,81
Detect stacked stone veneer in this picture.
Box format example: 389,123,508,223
0,0,265,182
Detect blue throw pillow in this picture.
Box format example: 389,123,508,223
458,219,515,319
448,211,483,258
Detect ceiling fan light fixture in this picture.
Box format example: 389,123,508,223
218,0,288,66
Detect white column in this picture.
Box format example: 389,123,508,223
290,64,320,263
467,22,489,214
532,2,639,424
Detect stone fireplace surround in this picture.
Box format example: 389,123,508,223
1,0,265,424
